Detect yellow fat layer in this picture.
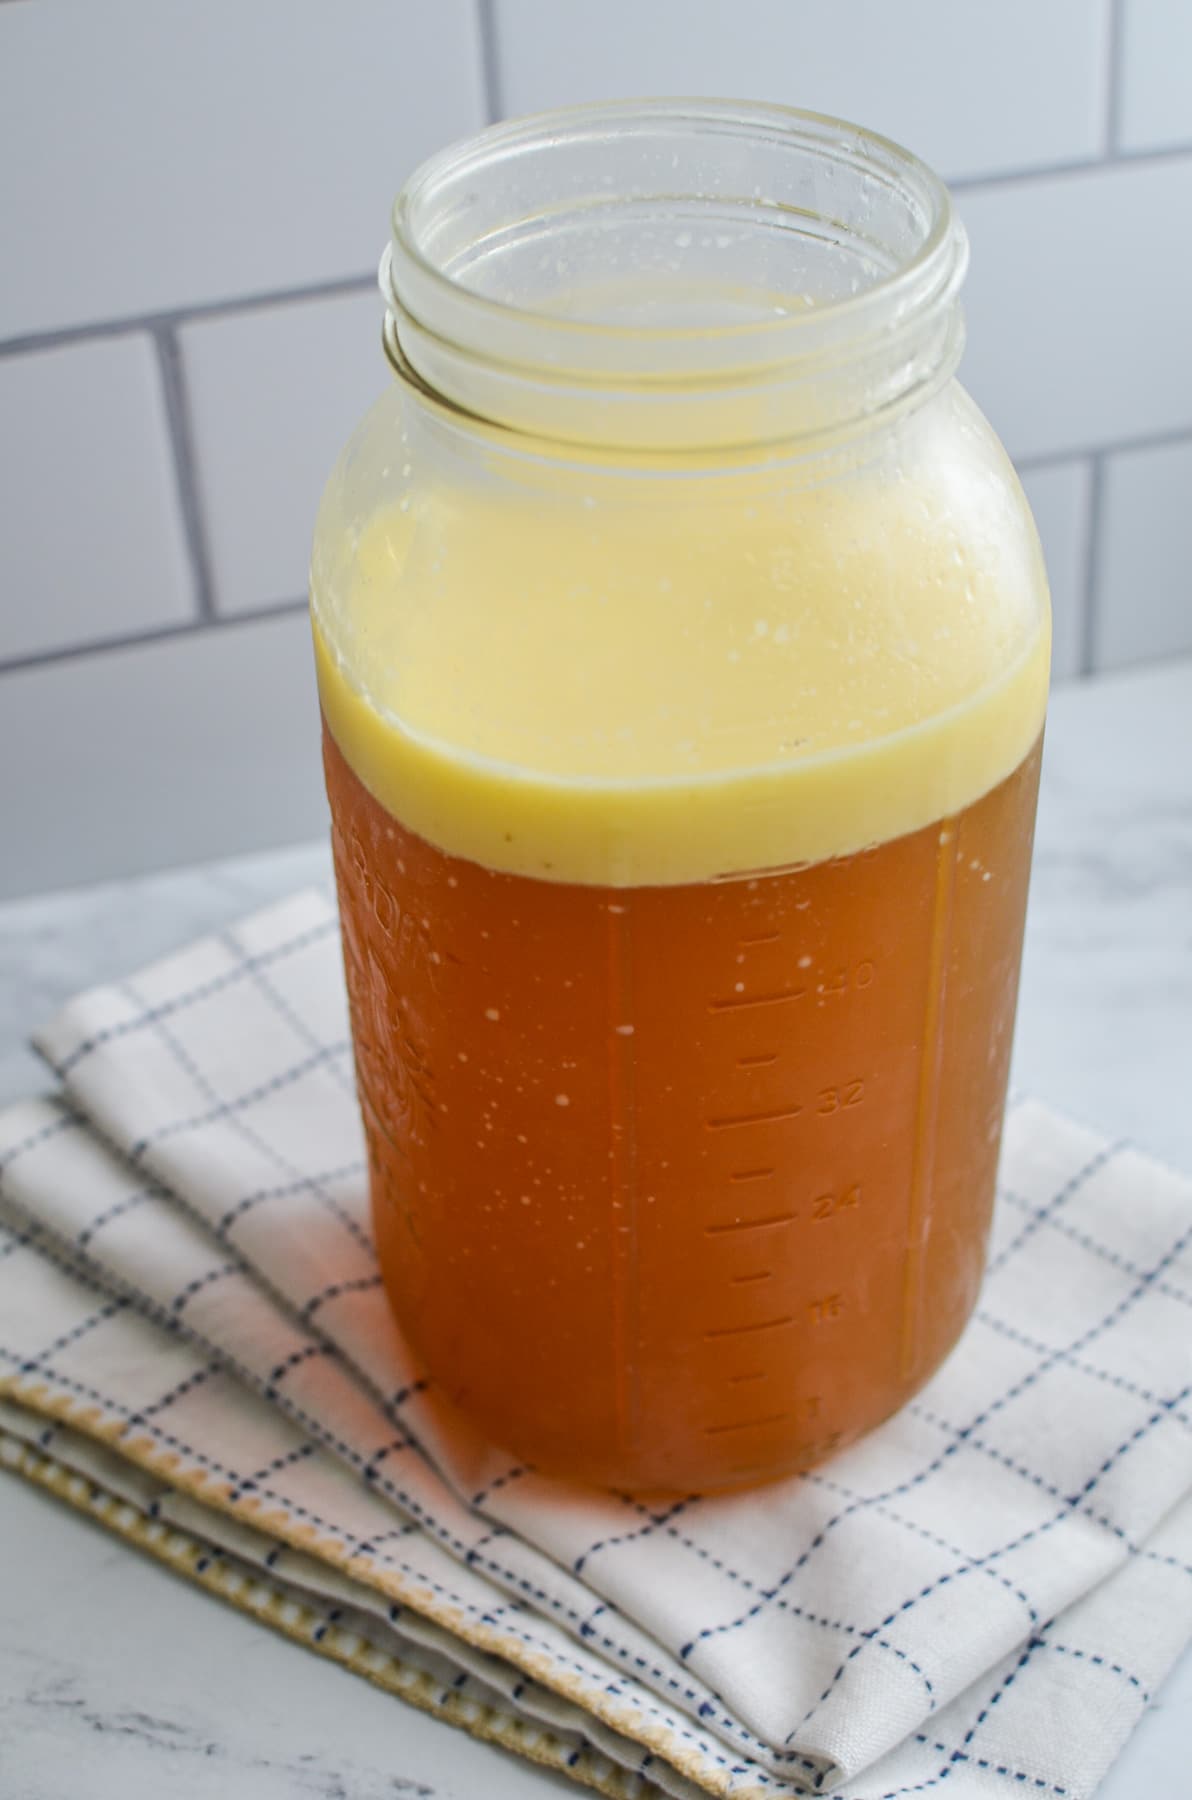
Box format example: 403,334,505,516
312,478,1049,886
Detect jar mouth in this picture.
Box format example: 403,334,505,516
382,99,968,451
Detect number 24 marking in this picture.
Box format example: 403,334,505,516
811,1183,861,1220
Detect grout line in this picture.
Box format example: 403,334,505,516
0,598,308,681
1080,454,1108,678
1104,0,1127,157
948,137,1192,195
0,271,378,362
1014,419,1192,476
475,0,504,124
153,325,217,622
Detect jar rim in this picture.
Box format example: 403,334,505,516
382,99,969,450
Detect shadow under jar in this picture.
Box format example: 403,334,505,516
310,101,1050,1494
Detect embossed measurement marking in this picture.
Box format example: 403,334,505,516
811,1183,861,1219
808,1292,845,1324
707,1102,802,1130
705,1211,796,1235
815,1079,865,1113
703,1411,790,1436
704,1315,794,1340
709,987,806,1013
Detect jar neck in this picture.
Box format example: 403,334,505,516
380,101,968,457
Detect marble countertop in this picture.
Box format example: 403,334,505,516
1,658,1190,1798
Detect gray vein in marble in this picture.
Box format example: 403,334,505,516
4,1647,451,1799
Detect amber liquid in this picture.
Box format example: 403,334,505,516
325,723,1042,1492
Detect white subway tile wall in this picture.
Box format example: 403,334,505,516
959,158,1192,463
0,614,323,899
0,0,1188,897
180,293,390,616
0,0,486,338
1018,462,1094,683
1096,436,1192,669
1117,0,1192,152
489,0,1110,183
0,337,194,663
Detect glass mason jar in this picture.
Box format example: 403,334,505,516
311,102,1049,1494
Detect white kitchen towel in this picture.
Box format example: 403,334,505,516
0,889,1190,1800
